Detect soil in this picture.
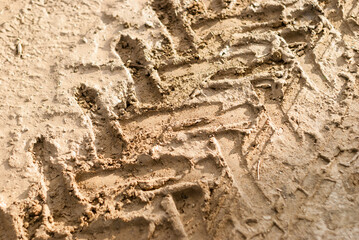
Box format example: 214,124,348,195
1,0,359,239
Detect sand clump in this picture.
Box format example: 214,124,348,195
1,0,359,239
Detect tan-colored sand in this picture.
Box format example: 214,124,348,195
1,0,359,239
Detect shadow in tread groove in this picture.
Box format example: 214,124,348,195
75,84,124,158
171,186,208,239
32,137,85,226
152,0,196,55
115,35,162,105
0,208,17,240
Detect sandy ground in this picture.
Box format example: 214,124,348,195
0,0,359,239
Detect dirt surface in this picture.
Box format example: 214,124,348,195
1,0,359,239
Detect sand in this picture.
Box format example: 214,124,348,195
1,0,359,239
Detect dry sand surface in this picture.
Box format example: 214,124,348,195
1,0,359,239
